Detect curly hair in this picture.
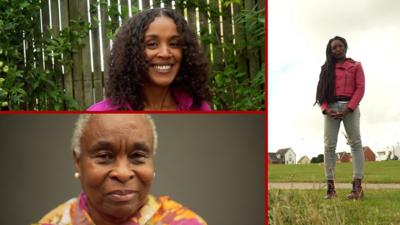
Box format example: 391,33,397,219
314,36,348,106
106,8,211,110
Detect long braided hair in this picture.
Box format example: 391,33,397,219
314,36,348,105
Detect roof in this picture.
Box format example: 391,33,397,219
268,152,280,161
363,146,375,153
276,148,294,156
298,156,310,161
337,151,351,159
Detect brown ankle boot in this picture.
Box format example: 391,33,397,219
347,178,364,200
325,180,337,199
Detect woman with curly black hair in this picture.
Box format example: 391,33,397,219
88,8,211,111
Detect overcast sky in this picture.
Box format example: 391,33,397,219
268,0,400,160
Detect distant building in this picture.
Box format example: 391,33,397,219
276,148,296,164
297,155,310,164
336,146,376,163
336,151,352,163
363,146,376,161
376,144,400,161
376,150,388,161
268,152,283,164
268,147,297,164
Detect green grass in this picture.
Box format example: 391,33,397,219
269,189,400,225
268,160,400,183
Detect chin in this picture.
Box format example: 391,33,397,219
148,77,177,87
105,202,142,220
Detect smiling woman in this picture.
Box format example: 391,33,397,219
87,8,211,111
35,114,207,225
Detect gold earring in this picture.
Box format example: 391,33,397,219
74,172,80,179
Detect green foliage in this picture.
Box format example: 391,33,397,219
0,0,84,110
311,154,324,163
209,6,265,110
269,189,400,225
90,0,139,40
268,160,400,183
172,1,265,110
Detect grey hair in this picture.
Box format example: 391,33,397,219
71,114,158,157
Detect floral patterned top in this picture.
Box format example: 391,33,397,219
33,193,207,225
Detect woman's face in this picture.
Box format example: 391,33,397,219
74,115,155,221
330,39,346,60
144,15,183,88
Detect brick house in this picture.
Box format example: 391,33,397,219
363,146,376,161
336,146,376,163
336,151,352,163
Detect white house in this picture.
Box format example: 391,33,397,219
376,143,400,161
276,148,296,164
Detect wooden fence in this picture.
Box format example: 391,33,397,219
33,0,264,109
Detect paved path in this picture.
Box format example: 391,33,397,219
269,182,400,189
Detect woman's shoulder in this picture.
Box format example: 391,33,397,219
345,58,362,65
87,98,122,111
172,88,212,111
150,195,208,225
35,197,77,225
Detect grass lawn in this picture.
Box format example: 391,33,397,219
269,189,400,225
268,160,400,183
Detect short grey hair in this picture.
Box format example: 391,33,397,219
71,114,158,157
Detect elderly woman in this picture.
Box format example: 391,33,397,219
35,114,207,225
88,8,211,111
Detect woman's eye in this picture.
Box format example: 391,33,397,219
95,152,113,163
129,152,147,164
146,42,157,48
170,42,178,47
170,40,182,48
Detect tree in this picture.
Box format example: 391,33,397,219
310,154,324,163
317,154,324,163
310,157,318,163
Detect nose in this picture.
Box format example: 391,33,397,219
110,158,134,183
157,44,172,58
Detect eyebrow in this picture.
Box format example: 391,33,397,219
144,34,181,39
89,140,152,153
89,140,113,152
132,142,151,153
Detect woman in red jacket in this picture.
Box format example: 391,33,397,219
315,36,365,200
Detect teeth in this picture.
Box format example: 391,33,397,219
154,64,172,71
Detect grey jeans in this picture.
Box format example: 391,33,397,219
324,101,364,180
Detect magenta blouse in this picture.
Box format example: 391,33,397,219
87,88,211,111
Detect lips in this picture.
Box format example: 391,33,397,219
334,51,345,59
106,190,137,202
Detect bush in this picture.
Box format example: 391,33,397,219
0,0,88,110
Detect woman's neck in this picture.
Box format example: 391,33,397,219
88,203,132,225
336,57,346,64
143,85,176,111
